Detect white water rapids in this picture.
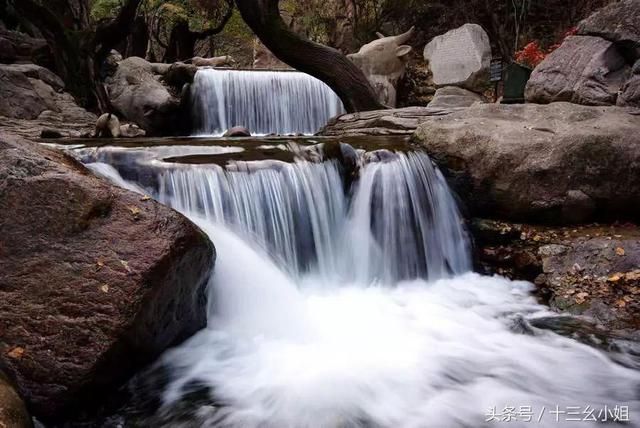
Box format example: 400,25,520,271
191,69,345,136
85,146,640,428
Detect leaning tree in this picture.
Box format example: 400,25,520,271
234,0,385,112
8,0,143,111
150,0,235,62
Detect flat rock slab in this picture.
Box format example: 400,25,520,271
412,102,640,224
0,134,214,422
319,106,460,136
428,86,485,108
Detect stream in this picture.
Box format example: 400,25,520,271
51,136,640,427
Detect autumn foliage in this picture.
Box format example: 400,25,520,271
515,27,577,68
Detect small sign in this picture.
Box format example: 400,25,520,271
490,59,503,82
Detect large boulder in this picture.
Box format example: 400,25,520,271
347,28,414,107
525,36,628,106
105,57,182,136
423,24,491,93
412,102,640,224
0,134,214,422
162,62,198,89
619,60,640,107
577,0,640,61
428,86,485,108
0,29,51,67
0,64,96,138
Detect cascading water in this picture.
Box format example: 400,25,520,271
191,69,345,136
81,141,640,428
155,151,469,283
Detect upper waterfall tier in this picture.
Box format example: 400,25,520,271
191,69,345,136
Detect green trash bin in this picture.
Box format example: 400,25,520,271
502,63,532,104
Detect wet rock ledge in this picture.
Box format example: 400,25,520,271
473,220,640,333
0,133,215,423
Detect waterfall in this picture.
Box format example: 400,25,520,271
79,141,640,428
156,151,470,283
191,69,345,136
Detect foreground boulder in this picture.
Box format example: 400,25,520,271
412,103,640,224
0,134,214,422
423,24,491,93
105,57,183,136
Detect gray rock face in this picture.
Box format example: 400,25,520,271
0,29,50,65
347,28,414,107
578,0,640,60
0,63,96,135
525,36,628,106
619,60,640,107
412,103,640,224
423,24,491,93
105,57,181,136
428,86,485,108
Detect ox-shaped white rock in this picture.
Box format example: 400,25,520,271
347,27,414,107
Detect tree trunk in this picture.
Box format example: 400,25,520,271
234,0,385,113
126,16,149,58
163,21,197,63
11,0,142,112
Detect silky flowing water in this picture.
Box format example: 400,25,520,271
76,138,640,428
191,69,345,136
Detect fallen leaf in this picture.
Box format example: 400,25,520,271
7,347,25,359
129,206,142,219
140,195,152,201
575,292,589,304
96,259,105,270
120,260,132,273
626,270,640,281
616,247,626,256
615,299,627,308
608,274,622,282
99,284,109,293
